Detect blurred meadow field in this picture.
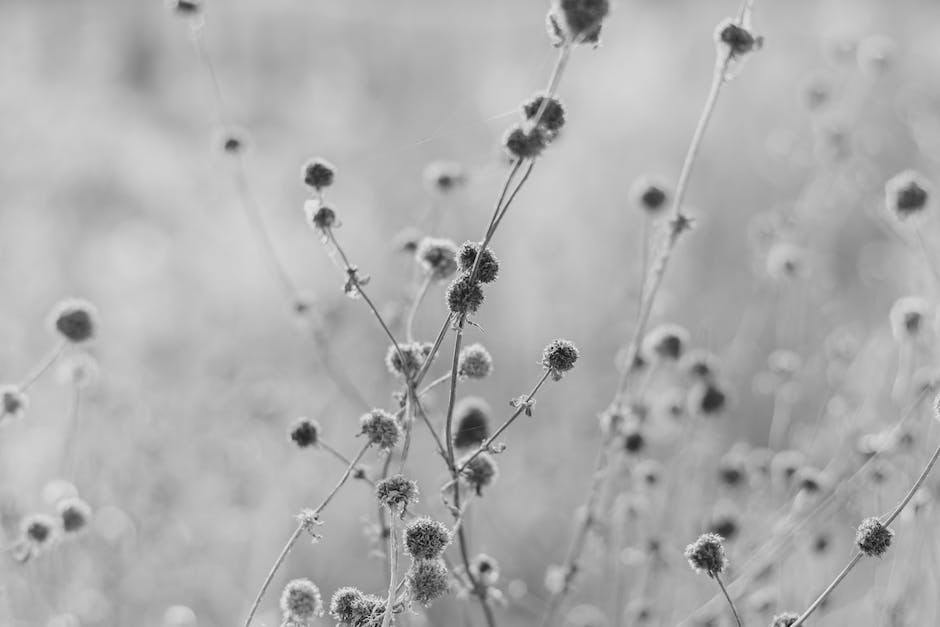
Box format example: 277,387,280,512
4,0,940,626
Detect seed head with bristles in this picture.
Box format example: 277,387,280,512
280,578,324,621
629,175,670,214
522,94,566,135
403,517,452,560
459,451,499,495
856,517,893,557
329,587,366,624
406,559,450,606
457,343,493,379
642,323,689,361
684,533,728,577
503,124,549,160
416,237,459,280
375,474,419,513
457,242,500,284
541,339,579,380
290,417,321,449
302,158,335,191
359,409,401,450
0,385,29,423
770,612,799,627
58,497,92,534
885,170,931,219
446,274,485,316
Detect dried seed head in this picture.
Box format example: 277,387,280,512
457,242,500,284
770,612,800,627
622,425,645,454
21,514,58,555
856,517,893,557
280,579,324,621
385,342,431,380
375,474,419,512
458,343,493,379
715,18,762,58
423,160,467,193
708,512,740,541
302,158,336,191
360,409,401,450
889,296,929,341
416,237,459,280
541,339,579,379
684,533,728,577
629,175,670,214
642,324,690,361
459,451,499,495
304,201,337,231
470,553,500,586
688,380,728,416
329,587,365,623
446,274,485,316
167,0,201,15
503,124,549,159
886,170,931,219
407,559,450,606
0,385,29,423
404,517,452,560
549,0,610,45
58,497,92,534
290,417,321,448
522,94,566,135
453,397,491,449
50,298,99,343
718,454,747,487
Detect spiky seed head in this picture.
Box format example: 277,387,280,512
329,587,365,623
522,94,566,134
856,517,893,557
375,474,419,512
684,533,728,577
302,158,336,191
416,237,459,280
304,201,337,231
541,339,579,379
404,517,452,560
385,342,430,380
49,298,99,343
642,324,690,361
0,385,29,422
453,397,491,449
889,296,929,341
886,170,931,219
446,274,484,315
688,380,728,416
457,343,493,379
770,612,800,627
470,553,500,586
629,175,670,214
502,124,549,159
550,0,610,44
280,579,324,620
457,242,500,284
406,559,450,606
715,19,762,57
290,417,321,448
423,160,466,193
459,452,499,495
360,409,401,450
58,498,92,534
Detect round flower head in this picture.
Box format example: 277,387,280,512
457,343,493,379
522,94,566,135
886,170,931,220
469,553,500,586
889,296,929,341
423,160,466,194
167,0,201,15
622,425,645,454
385,342,430,380
766,242,806,281
718,454,746,487
548,0,610,45
541,339,579,379
360,409,401,450
503,124,549,159
416,237,459,281
280,578,324,621
406,559,450,606
290,417,321,448
304,200,337,231
446,274,484,316
58,497,92,534
329,587,365,623
56,352,99,389
629,175,670,214
714,18,762,59
688,380,728,416
453,397,491,449
21,513,59,555
375,474,419,513
770,612,799,627
679,349,719,381
302,158,335,191
0,385,29,423
642,324,689,361
49,298,99,343
856,517,893,557
404,516,452,560
457,242,500,284
684,533,728,577
459,451,499,495
708,512,740,541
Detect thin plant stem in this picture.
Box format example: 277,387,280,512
714,574,743,627
490,160,537,235
60,386,82,480
443,319,466,466
418,373,452,397
414,313,453,387
381,514,399,627
243,441,371,627
406,274,433,343
19,341,67,392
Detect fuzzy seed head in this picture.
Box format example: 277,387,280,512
0,385,29,422
329,587,365,623
541,339,579,379
856,517,893,557
302,158,336,191
643,324,689,361
684,533,728,576
360,409,401,450
407,559,450,606
168,0,201,15
280,579,324,621
416,237,459,280
470,553,500,586
459,452,499,495
770,612,799,627
688,380,728,416
423,160,466,193
290,417,321,448
304,201,337,231
551,0,610,44
886,170,931,219
622,426,645,454
375,474,419,512
522,94,566,134
453,397,491,449
21,514,58,553
715,19,761,57
50,298,99,343
446,274,485,316
457,343,493,379
629,175,670,214
404,517,452,560
58,498,92,534
457,242,500,284
503,124,549,159
385,342,431,380
680,349,719,381
889,296,929,341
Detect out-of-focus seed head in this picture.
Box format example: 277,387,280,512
857,34,896,75
50,298,99,343
503,124,549,159
642,324,690,361
470,553,500,586
453,397,491,449
624,598,654,624
766,242,806,281
280,579,324,621
767,349,802,380
0,385,29,423
459,452,499,495
684,533,728,577
522,94,566,135
304,200,337,231
771,450,805,488
167,0,201,15
404,517,452,560
457,242,500,284
886,170,931,219
687,380,728,416
548,0,610,45
21,514,59,554
219,127,248,155
359,409,401,450
889,296,929,341
795,466,827,495
58,498,92,534
707,511,740,542
329,587,365,624
290,417,321,448
629,175,670,214
622,425,645,454
385,342,430,380
446,274,485,316
856,517,893,557
799,72,833,111
718,454,746,488
634,459,663,489
406,559,450,606
770,612,800,627
393,227,423,254
375,474,419,513
458,343,493,379
423,160,467,193
812,532,831,555
714,18,763,59
541,339,579,380
56,352,99,389
302,158,336,191
416,237,459,281
680,349,720,381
